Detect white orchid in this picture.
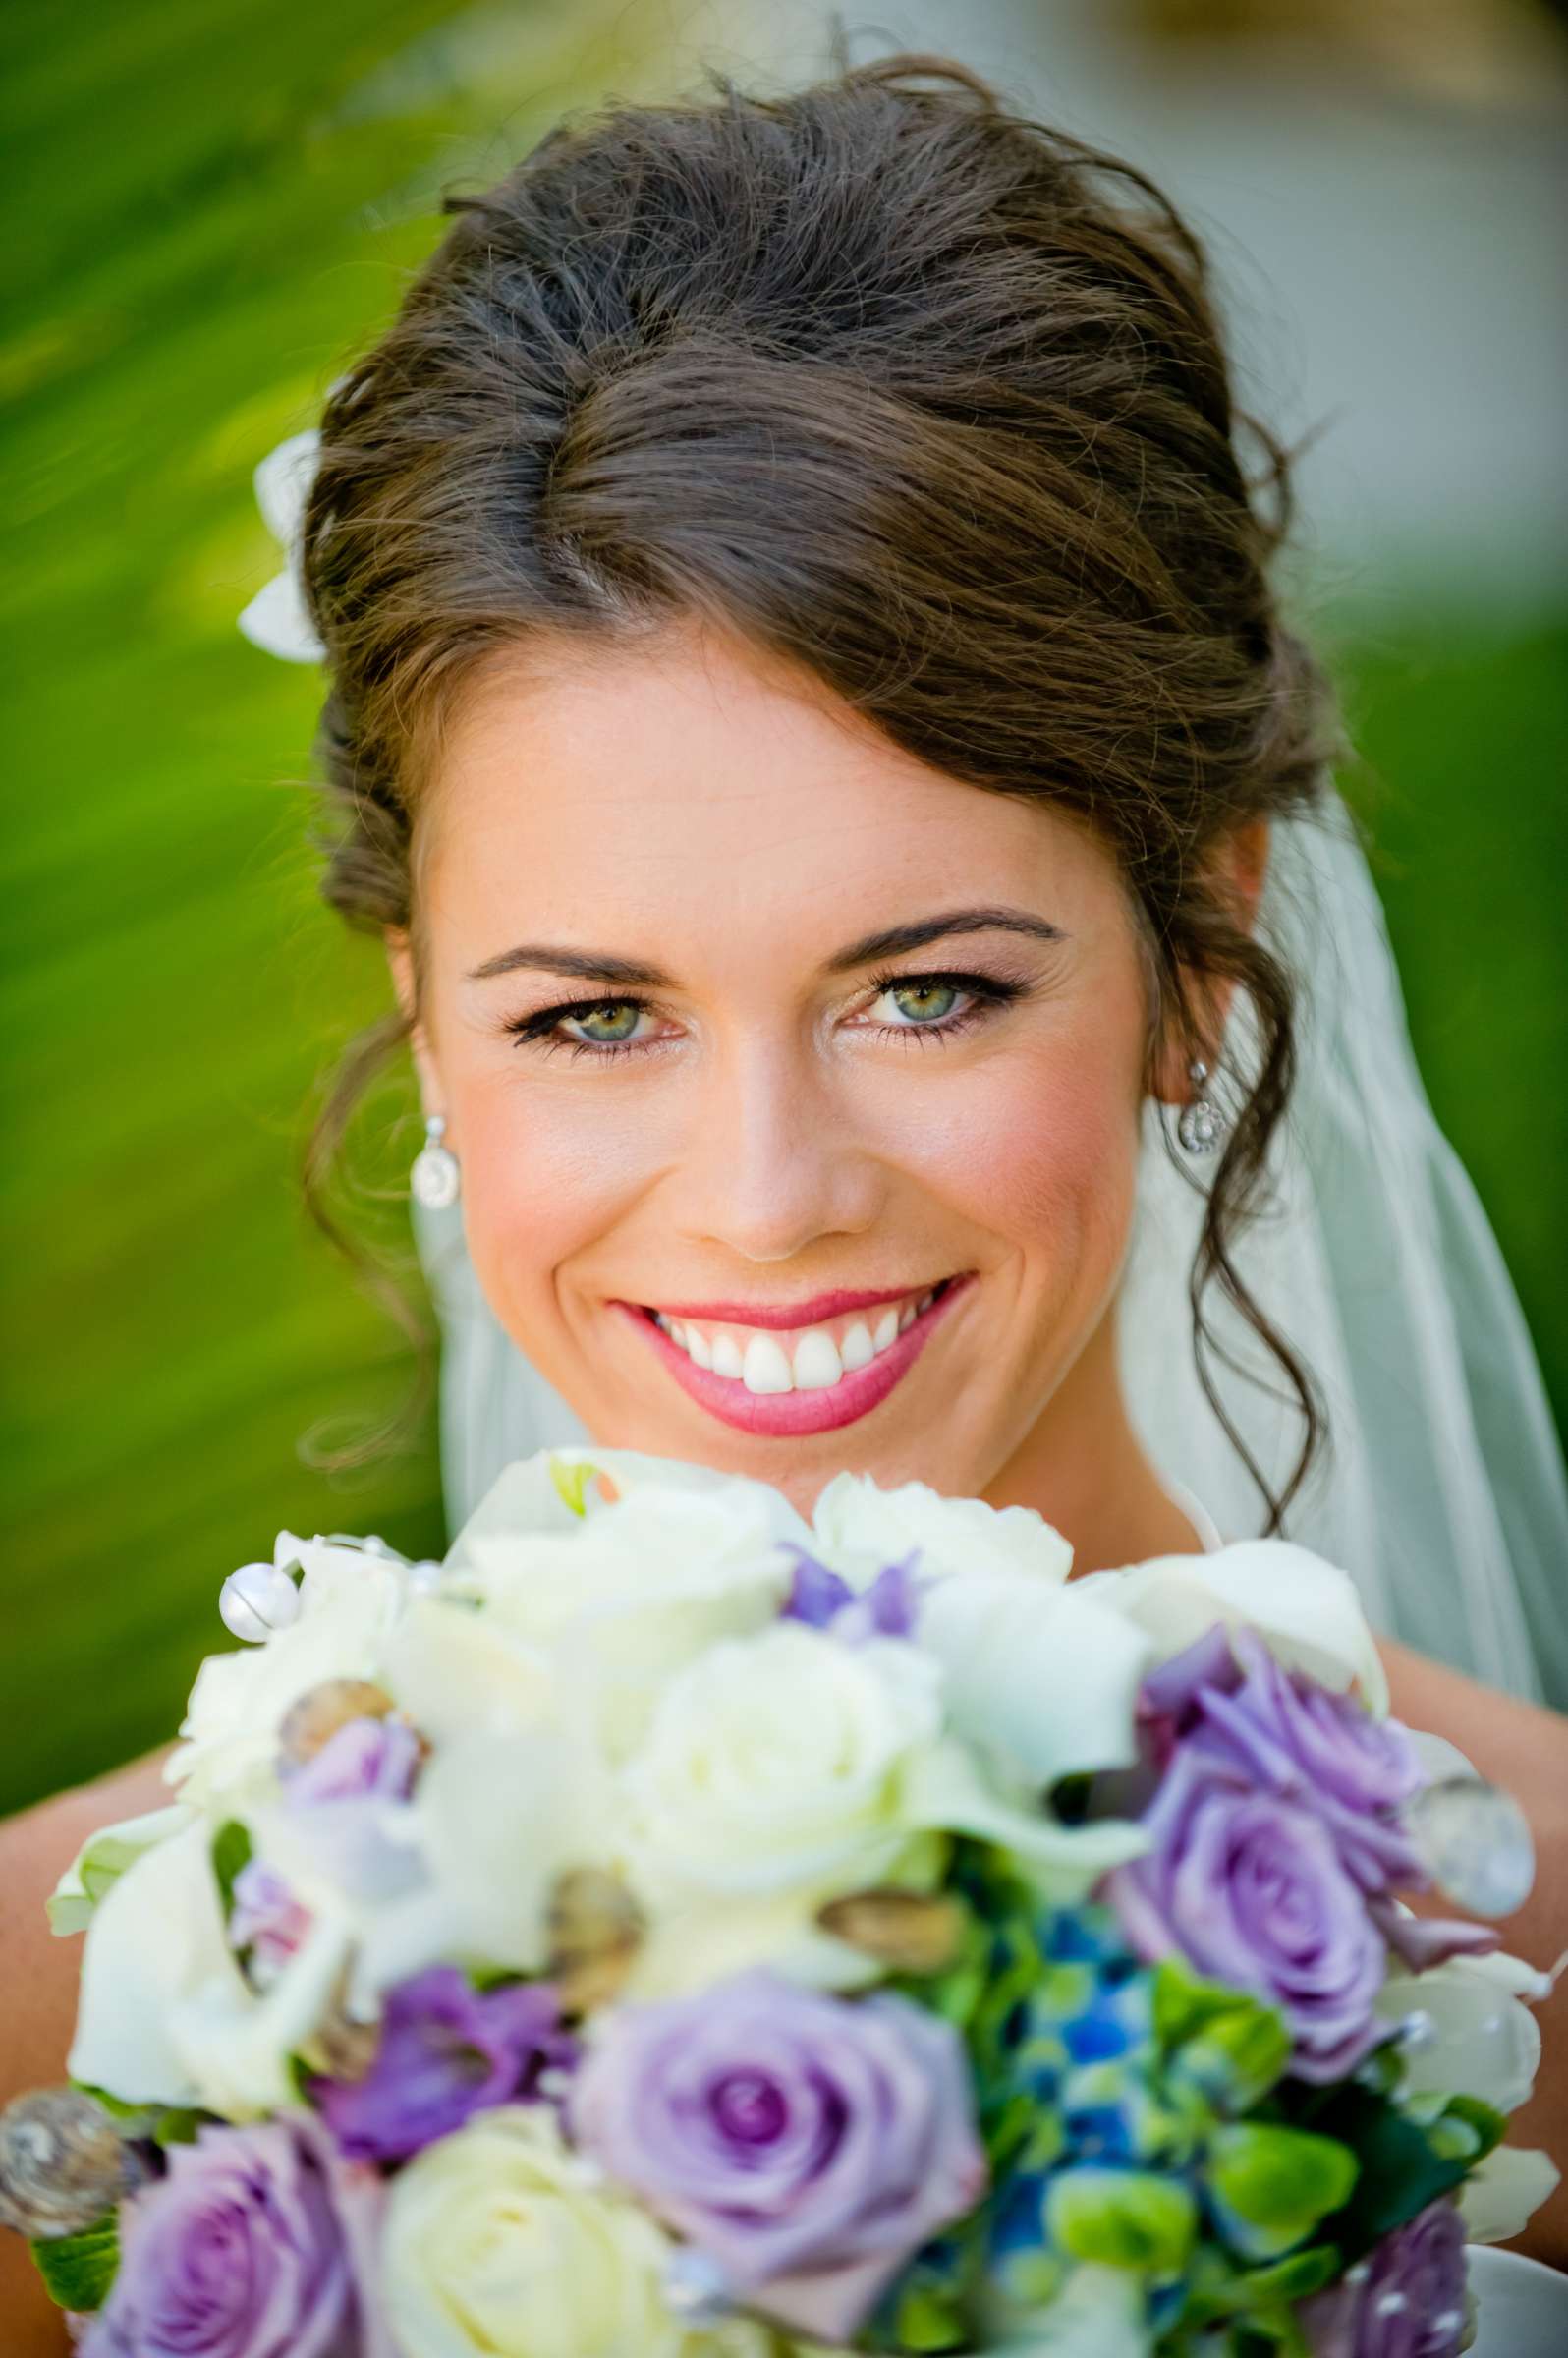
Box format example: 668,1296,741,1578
812,1470,1074,1589
65,1812,351,2116
236,424,326,663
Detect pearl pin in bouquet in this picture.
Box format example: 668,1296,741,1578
2,1451,1559,2356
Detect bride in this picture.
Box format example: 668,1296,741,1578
3,46,1565,2345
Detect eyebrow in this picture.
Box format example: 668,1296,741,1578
465,905,1067,987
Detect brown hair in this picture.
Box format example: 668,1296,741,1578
298,48,1344,1529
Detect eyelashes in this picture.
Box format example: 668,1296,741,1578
500,969,1026,1063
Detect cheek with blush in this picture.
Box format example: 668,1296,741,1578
443,1075,664,1376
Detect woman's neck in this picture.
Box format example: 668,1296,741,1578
981,1298,1205,1573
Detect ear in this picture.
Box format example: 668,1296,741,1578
1149,817,1272,1106
384,927,444,1119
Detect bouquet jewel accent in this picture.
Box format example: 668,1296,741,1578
2,1450,1557,2356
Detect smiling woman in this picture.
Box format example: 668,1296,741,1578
374,621,1227,1551
282,46,1566,1696
4,37,1568,2355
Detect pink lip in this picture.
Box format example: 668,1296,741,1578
613,1276,973,1437
646,1282,932,1331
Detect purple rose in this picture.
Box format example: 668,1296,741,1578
311,1965,577,2162
1300,2199,1469,2358
273,1717,426,1909
1106,1745,1387,2079
284,1715,421,1806
79,2113,385,2358
1140,1629,1424,1895
568,1969,986,2343
782,1549,920,1640
228,1861,311,1979
1187,1633,1424,1894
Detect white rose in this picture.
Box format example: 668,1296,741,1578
169,1541,409,1811
916,1573,1153,1784
811,1472,1073,1589
445,1453,803,1758
380,1595,552,1748
625,1620,943,1905
382,2105,687,2358
1077,1540,1389,1714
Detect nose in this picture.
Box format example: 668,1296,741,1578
670,1040,879,1264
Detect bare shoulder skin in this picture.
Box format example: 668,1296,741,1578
0,1748,173,2352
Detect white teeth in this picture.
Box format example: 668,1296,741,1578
655,1286,952,1386
742,1333,794,1394
792,1329,843,1390
841,1321,874,1371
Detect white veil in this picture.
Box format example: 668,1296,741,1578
408,781,1568,1710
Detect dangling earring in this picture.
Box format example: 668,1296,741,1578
1177,1058,1226,1155
410,1112,462,1207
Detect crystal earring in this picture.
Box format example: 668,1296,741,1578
1177,1058,1225,1154
410,1112,462,1207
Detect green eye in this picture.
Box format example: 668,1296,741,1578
888,980,961,1024
570,1001,643,1043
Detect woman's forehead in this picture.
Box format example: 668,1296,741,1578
420,626,1118,952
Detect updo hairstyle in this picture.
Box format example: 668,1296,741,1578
298,50,1344,1526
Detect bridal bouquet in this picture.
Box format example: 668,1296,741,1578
3,1451,1557,2356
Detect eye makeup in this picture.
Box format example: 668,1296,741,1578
498,967,1031,1062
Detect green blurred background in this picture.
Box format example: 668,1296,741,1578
4,0,1565,1814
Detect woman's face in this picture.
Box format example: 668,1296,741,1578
391,621,1167,1518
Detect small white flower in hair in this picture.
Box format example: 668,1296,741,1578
237,425,327,664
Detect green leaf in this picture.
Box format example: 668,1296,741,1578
1302,2084,1506,2260
1046,2166,1198,2274
549,1454,595,1515
47,1805,190,1936
1186,2242,1342,2319
30,2212,120,2312
1204,2124,1360,2262
210,1819,253,1919
69,2083,205,2147
1153,1959,1291,2113
887,2279,970,2351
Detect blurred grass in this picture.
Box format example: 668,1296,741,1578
2,6,1563,1816
0,0,688,1815
1330,607,1568,1444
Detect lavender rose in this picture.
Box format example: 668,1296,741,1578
284,1715,420,1807
311,1965,577,2163
569,1969,987,2342
1140,1628,1422,1889
79,2113,382,2358
1300,2198,1470,2358
1106,1745,1387,2079
781,1549,919,1641
228,1860,311,1980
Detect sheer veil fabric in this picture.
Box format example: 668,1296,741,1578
408,782,1568,1709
